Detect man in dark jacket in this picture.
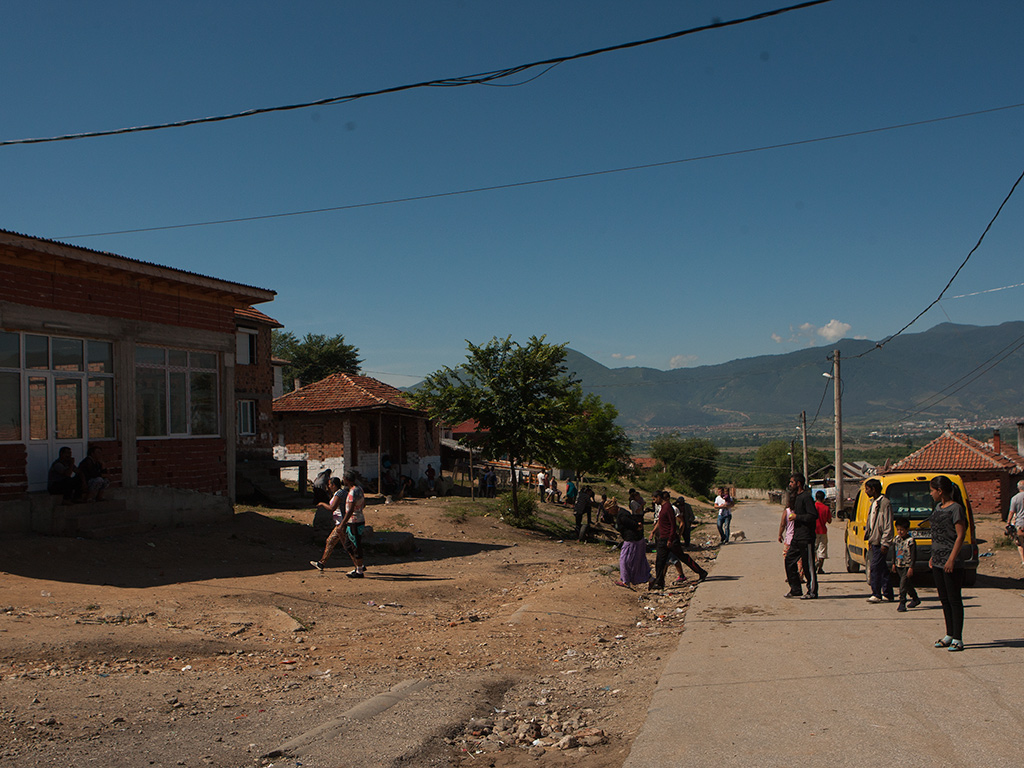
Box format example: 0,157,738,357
784,473,819,599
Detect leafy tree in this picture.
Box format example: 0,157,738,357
555,392,632,481
272,331,362,393
412,336,578,518
745,440,833,490
649,435,719,497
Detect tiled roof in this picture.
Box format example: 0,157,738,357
273,372,423,414
235,306,283,328
892,430,1023,473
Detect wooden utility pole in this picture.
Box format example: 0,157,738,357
833,350,844,514
801,410,809,480
790,440,795,474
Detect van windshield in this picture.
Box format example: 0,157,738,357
886,481,965,521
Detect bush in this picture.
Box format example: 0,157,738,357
500,490,537,528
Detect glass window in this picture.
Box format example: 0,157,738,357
169,371,188,434
26,335,49,369
87,340,113,373
88,377,115,439
237,400,256,436
191,352,217,370
169,349,188,367
136,368,167,436
52,338,84,372
0,332,19,369
136,347,165,366
0,371,20,441
190,372,218,435
54,378,83,439
28,376,48,440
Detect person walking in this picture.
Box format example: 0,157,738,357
650,491,708,590
311,470,367,578
929,475,967,651
864,478,895,603
1008,479,1024,566
783,474,818,599
573,486,594,541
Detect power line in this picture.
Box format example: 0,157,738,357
55,101,1024,240
848,164,1024,360
2,0,836,148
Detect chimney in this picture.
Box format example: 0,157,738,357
1018,422,1024,455
293,378,302,391
993,429,1001,454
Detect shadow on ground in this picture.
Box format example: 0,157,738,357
3,511,510,588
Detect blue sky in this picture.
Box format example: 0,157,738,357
3,1,1022,387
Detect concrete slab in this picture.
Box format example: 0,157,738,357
624,500,1024,768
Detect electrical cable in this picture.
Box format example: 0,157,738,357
848,164,1024,360
2,0,836,148
55,101,1024,240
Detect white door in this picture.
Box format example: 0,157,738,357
25,373,87,492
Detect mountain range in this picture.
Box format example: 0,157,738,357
564,322,1024,432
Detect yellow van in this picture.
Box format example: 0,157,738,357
837,472,978,586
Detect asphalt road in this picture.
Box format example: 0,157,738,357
624,500,1024,768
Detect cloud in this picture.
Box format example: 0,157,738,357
610,353,622,359
774,319,854,346
817,319,851,343
669,354,698,369
610,353,636,361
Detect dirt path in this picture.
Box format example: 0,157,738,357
0,493,723,768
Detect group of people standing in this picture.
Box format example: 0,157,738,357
614,488,709,591
782,472,970,652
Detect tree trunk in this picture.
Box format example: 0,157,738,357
509,458,519,516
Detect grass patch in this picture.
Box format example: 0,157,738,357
992,534,1016,550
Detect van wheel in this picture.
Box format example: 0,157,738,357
845,547,860,573
964,569,977,587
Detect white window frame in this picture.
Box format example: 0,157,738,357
237,399,256,436
236,328,258,366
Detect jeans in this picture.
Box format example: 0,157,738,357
895,566,919,605
717,513,731,542
869,544,894,600
932,566,965,641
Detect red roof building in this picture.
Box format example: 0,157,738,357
273,373,439,494
891,429,1024,514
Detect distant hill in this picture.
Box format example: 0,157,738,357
563,322,1024,430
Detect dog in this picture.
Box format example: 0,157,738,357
730,530,747,542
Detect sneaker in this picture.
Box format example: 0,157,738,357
784,592,802,599
800,593,817,600
907,598,921,609
866,596,883,603
697,571,709,583
346,569,364,579
673,577,687,585
310,560,324,571
897,604,907,613
884,596,895,603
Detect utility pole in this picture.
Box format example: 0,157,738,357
833,349,844,515
801,410,809,480
790,440,795,474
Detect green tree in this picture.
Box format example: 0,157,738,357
412,336,578,519
649,435,719,497
272,331,362,393
555,392,632,481
746,440,795,490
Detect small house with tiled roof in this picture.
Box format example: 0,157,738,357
0,227,278,534
891,428,1024,514
273,372,440,494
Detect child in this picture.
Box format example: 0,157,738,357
890,516,921,612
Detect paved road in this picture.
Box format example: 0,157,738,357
624,500,1024,768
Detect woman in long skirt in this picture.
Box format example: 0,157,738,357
616,501,650,586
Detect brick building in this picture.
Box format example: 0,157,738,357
0,228,276,533
234,306,283,461
273,372,440,493
891,427,1024,514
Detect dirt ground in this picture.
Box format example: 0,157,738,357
2,494,1019,768
0,490,724,768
